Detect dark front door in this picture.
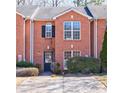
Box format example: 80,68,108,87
44,51,53,72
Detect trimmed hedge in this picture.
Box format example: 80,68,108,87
16,67,39,77
67,57,100,74
16,61,35,67
16,61,42,72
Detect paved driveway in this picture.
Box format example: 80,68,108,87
16,74,106,93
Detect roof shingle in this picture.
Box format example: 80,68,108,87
16,5,107,20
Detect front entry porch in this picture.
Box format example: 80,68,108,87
44,51,55,72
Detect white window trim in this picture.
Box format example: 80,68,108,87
45,23,52,38
63,21,81,40
63,50,81,70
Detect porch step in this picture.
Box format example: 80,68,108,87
40,72,52,76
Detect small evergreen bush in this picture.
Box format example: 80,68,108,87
16,61,34,67
100,32,107,72
67,57,100,74
53,63,61,74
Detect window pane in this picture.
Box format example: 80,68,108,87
45,52,52,63
64,51,71,70
64,51,71,60
45,24,52,38
46,25,52,32
46,32,52,37
73,51,80,57
73,22,80,30
65,31,71,39
64,22,71,30
73,31,80,40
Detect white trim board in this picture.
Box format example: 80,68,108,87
16,12,25,18
53,8,92,20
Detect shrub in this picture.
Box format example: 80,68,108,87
52,63,61,74
100,32,107,72
16,67,39,77
67,57,100,74
16,61,35,67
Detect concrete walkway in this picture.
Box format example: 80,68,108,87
16,74,106,93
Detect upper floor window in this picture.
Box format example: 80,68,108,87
42,24,55,38
45,24,52,38
64,21,80,40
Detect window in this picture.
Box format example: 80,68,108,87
64,21,80,40
64,51,81,70
73,51,80,57
64,51,71,61
45,52,52,63
64,22,71,40
64,51,71,70
45,24,52,38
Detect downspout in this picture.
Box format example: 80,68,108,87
30,20,32,63
30,20,34,63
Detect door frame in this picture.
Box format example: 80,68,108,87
43,51,54,72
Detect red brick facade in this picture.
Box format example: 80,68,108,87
16,14,24,61
54,11,91,69
16,10,106,71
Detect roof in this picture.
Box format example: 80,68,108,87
86,5,107,19
34,7,90,20
16,5,107,20
16,5,38,17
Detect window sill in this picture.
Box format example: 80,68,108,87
63,39,81,41
44,37,53,39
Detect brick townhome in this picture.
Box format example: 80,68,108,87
16,5,107,72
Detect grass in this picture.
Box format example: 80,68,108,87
94,74,107,87
16,77,28,86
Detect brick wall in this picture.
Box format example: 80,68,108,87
33,21,55,70
16,14,24,61
97,19,106,57
55,11,91,69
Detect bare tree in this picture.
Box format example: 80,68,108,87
26,0,34,5
33,0,49,6
39,0,49,6
16,0,25,5
50,0,63,7
16,0,34,5
73,0,81,7
73,0,105,6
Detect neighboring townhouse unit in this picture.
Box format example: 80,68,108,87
16,5,107,72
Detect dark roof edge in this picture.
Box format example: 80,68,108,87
84,6,94,18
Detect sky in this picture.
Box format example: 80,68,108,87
32,0,107,6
